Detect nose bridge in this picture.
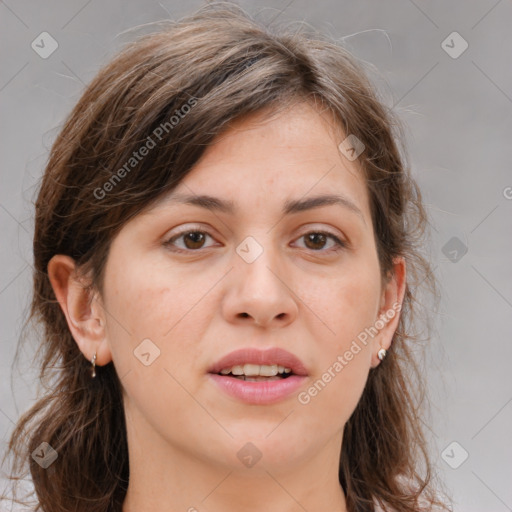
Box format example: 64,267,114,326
223,233,298,327
237,234,280,292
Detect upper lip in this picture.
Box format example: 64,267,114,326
208,347,309,376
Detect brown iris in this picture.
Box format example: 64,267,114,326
182,232,206,249
303,233,328,250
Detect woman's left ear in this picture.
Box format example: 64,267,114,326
371,257,406,368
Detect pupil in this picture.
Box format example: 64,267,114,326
185,232,204,249
306,233,326,250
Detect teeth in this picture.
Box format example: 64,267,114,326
261,365,281,376
218,364,292,376
244,364,263,376
231,365,244,375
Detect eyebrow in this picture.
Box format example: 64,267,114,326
166,193,365,222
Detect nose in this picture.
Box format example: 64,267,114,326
221,241,299,329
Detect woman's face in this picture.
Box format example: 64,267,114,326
97,101,402,474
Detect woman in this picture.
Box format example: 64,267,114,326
3,2,451,511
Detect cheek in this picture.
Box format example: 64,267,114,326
103,252,217,384
298,259,381,351
293,258,380,417
101,254,181,369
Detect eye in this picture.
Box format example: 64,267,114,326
293,231,346,252
164,229,217,252
164,228,346,254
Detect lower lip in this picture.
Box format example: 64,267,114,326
208,374,307,405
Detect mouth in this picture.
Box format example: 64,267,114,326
208,347,308,377
207,347,308,405
215,363,295,382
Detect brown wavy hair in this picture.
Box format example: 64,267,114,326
2,2,451,511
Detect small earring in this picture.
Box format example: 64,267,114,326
377,347,387,361
91,352,97,378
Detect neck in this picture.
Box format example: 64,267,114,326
121,408,348,512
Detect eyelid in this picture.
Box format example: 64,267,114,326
295,221,348,244
293,229,347,252
163,224,218,250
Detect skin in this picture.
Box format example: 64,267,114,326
48,100,406,512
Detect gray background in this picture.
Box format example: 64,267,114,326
1,1,511,510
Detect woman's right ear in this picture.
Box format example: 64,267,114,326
47,254,111,366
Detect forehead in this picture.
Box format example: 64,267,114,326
147,101,371,221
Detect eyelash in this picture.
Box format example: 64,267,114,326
164,229,347,254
